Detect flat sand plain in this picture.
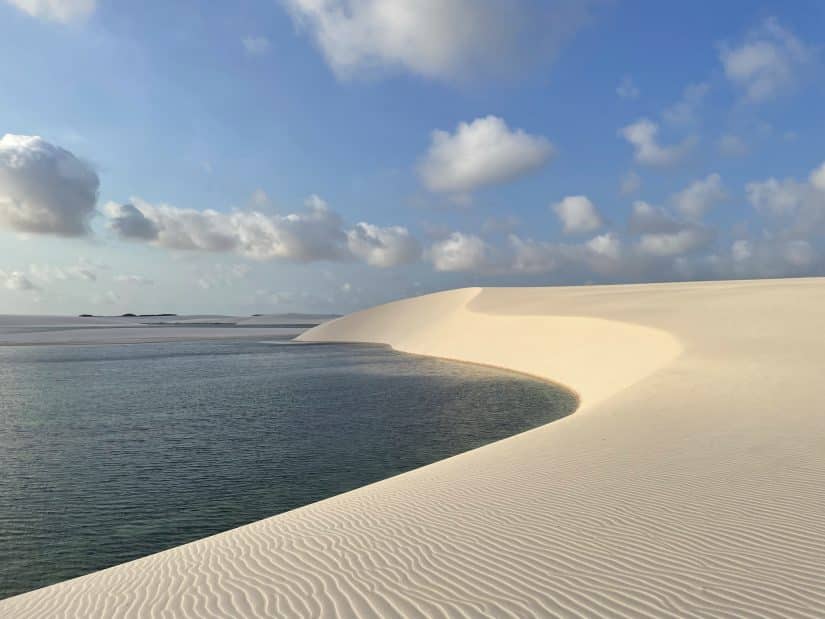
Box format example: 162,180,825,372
3,279,825,617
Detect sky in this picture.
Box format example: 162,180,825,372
1,0,824,315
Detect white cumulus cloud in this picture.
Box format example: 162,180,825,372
809,162,825,193
586,233,621,260
347,222,421,267
419,115,554,196
105,195,427,268
110,195,349,262
427,232,489,272
619,119,694,167
282,0,592,82
745,177,805,215
552,195,603,235
629,201,711,257
720,17,811,103
0,134,99,237
672,173,726,219
636,228,711,257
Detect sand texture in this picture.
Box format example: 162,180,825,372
3,279,825,617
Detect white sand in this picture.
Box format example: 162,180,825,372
3,279,825,617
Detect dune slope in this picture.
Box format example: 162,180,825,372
3,279,825,617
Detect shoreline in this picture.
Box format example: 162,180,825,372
4,279,825,617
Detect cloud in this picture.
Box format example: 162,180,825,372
586,232,621,260
0,270,38,291
629,200,685,235
423,229,626,276
346,222,421,267
507,235,567,274
282,0,593,82
744,161,825,240
619,119,694,167
104,202,160,240
107,195,350,262
629,201,712,257
114,275,153,286
726,238,817,277
419,116,554,196
552,195,603,234
4,0,95,22
105,195,426,268
242,35,271,56
731,239,753,263
616,76,639,100
720,17,811,103
636,228,711,257
745,177,806,215
662,82,709,125
427,232,489,271
0,134,99,237
672,173,726,219
810,162,825,192
30,261,98,283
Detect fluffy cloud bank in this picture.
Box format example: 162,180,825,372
419,116,554,196
720,17,811,103
0,134,99,237
283,0,592,82
105,195,421,267
4,0,95,22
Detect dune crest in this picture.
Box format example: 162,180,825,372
4,279,825,617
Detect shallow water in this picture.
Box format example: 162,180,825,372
0,338,576,599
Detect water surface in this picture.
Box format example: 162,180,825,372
0,338,576,599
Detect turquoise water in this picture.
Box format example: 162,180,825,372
0,338,576,599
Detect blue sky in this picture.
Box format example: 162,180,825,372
1,0,824,315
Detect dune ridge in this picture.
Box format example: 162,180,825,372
4,279,825,617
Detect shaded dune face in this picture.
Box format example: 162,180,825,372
5,280,825,618
300,287,683,409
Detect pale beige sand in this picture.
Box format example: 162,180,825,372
3,279,825,617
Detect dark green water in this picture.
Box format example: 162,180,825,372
0,338,576,599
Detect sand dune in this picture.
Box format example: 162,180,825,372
3,279,825,617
